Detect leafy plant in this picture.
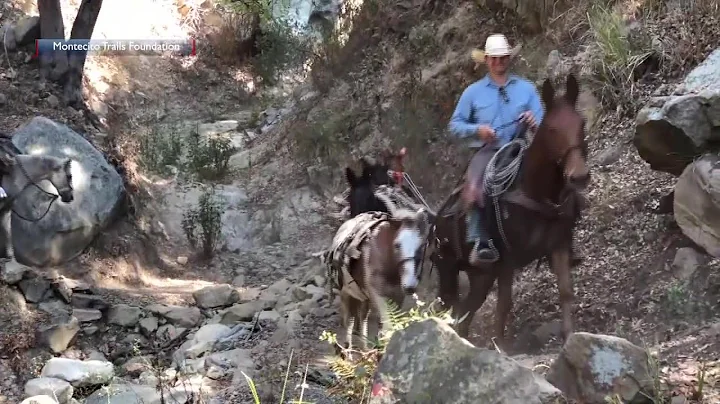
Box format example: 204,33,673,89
139,125,184,176
187,129,236,181
320,297,453,401
181,186,226,259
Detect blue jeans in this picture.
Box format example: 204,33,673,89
466,206,487,243
464,146,496,244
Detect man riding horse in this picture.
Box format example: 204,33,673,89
449,33,583,266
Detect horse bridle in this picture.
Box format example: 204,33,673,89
5,159,63,222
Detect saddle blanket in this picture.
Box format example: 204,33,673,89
324,211,389,301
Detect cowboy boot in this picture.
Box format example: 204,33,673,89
469,238,498,265
467,210,498,265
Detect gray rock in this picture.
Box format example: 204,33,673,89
107,304,143,327
70,293,108,310
674,155,720,257
24,377,73,404
634,48,720,176
18,275,52,303
546,332,654,403
148,304,202,328
72,308,102,323
192,284,240,309
220,301,265,324
138,316,159,335
0,260,29,284
13,16,40,46
10,117,125,266
84,383,190,404
672,247,704,279
20,396,58,404
41,358,114,387
370,318,563,403
36,316,80,354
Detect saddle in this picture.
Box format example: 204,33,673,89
324,211,389,302
461,142,526,212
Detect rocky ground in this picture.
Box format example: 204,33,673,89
1,0,720,403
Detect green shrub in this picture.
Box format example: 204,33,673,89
181,186,226,259
586,3,655,113
187,129,236,181
138,125,183,176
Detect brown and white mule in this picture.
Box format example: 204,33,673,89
327,206,433,355
432,74,590,350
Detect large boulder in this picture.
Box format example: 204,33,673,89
634,48,720,176
546,332,655,403
674,154,720,257
8,117,125,266
369,318,564,403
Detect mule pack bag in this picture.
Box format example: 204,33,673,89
324,211,390,302
373,184,424,215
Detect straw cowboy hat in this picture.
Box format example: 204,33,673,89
471,34,522,65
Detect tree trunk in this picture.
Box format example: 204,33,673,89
37,0,68,81
237,12,261,59
64,0,104,106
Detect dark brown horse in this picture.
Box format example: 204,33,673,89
432,74,590,349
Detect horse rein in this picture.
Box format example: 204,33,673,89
3,160,61,222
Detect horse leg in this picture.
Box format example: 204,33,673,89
494,267,515,351
437,256,460,314
338,291,355,358
366,286,393,342
550,247,575,340
1,209,13,261
455,269,496,339
357,298,371,351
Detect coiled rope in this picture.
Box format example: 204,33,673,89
483,128,530,252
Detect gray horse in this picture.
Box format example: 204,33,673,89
0,154,74,263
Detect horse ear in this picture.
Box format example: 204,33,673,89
565,74,579,106
541,79,555,108
345,167,358,186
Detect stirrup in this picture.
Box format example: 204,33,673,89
470,240,499,264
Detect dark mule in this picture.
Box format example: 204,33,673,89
345,167,389,218
345,148,410,218
324,207,433,355
432,74,590,348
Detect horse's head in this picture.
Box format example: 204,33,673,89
45,156,74,203
539,74,590,191
359,147,408,187
375,207,434,295
359,156,391,186
346,166,386,217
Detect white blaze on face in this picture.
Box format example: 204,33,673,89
394,227,422,290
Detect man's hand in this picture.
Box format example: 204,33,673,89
519,111,537,130
477,125,496,143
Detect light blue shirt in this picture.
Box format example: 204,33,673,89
448,74,545,149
